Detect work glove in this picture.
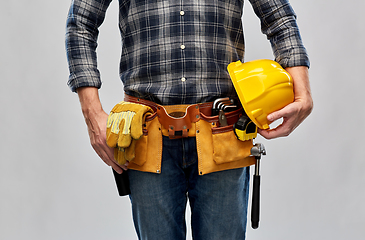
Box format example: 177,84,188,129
113,140,137,166
106,101,153,164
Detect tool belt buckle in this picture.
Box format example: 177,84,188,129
156,104,200,139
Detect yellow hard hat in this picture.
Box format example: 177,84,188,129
228,59,294,129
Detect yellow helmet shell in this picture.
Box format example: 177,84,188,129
228,59,294,129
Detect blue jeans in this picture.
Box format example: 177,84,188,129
128,136,250,240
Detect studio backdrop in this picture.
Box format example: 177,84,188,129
0,0,364,239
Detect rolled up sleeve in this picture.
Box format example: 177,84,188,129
249,0,310,68
65,0,112,92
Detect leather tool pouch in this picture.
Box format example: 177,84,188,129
125,95,255,175
196,109,256,175
127,113,163,174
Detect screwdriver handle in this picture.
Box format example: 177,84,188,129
251,174,260,229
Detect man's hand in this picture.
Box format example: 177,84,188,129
258,66,313,139
77,87,127,174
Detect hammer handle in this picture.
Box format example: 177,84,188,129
251,174,260,229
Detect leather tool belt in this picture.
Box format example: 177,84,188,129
124,94,256,175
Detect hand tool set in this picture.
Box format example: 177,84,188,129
212,97,265,229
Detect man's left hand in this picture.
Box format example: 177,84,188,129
258,66,313,139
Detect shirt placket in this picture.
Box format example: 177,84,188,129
180,1,186,83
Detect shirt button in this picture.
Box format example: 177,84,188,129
181,77,186,82
180,44,186,50
180,10,185,16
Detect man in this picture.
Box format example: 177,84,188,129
66,0,312,239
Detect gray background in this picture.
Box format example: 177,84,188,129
1,0,364,239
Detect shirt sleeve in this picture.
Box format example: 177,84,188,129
65,0,113,92
249,0,310,68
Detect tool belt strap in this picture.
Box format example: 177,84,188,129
124,94,255,175
124,95,241,138
124,94,213,115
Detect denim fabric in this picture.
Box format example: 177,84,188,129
128,136,250,240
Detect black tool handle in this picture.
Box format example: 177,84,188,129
112,169,131,196
251,174,260,229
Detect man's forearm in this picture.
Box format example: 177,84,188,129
285,66,313,111
76,87,104,117
76,86,125,173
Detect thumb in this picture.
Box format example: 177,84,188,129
267,104,293,123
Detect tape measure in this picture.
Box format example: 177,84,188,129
233,115,258,141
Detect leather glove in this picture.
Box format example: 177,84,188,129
106,101,153,164
113,140,137,165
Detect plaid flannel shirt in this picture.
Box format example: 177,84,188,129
66,0,309,105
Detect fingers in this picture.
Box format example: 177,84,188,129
258,93,313,140
101,146,129,173
258,120,292,139
90,129,125,173
110,160,128,174
258,103,299,139
86,111,128,174
77,88,129,174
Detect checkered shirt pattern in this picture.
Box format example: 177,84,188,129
66,0,309,105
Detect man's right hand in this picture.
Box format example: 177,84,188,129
77,87,127,174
